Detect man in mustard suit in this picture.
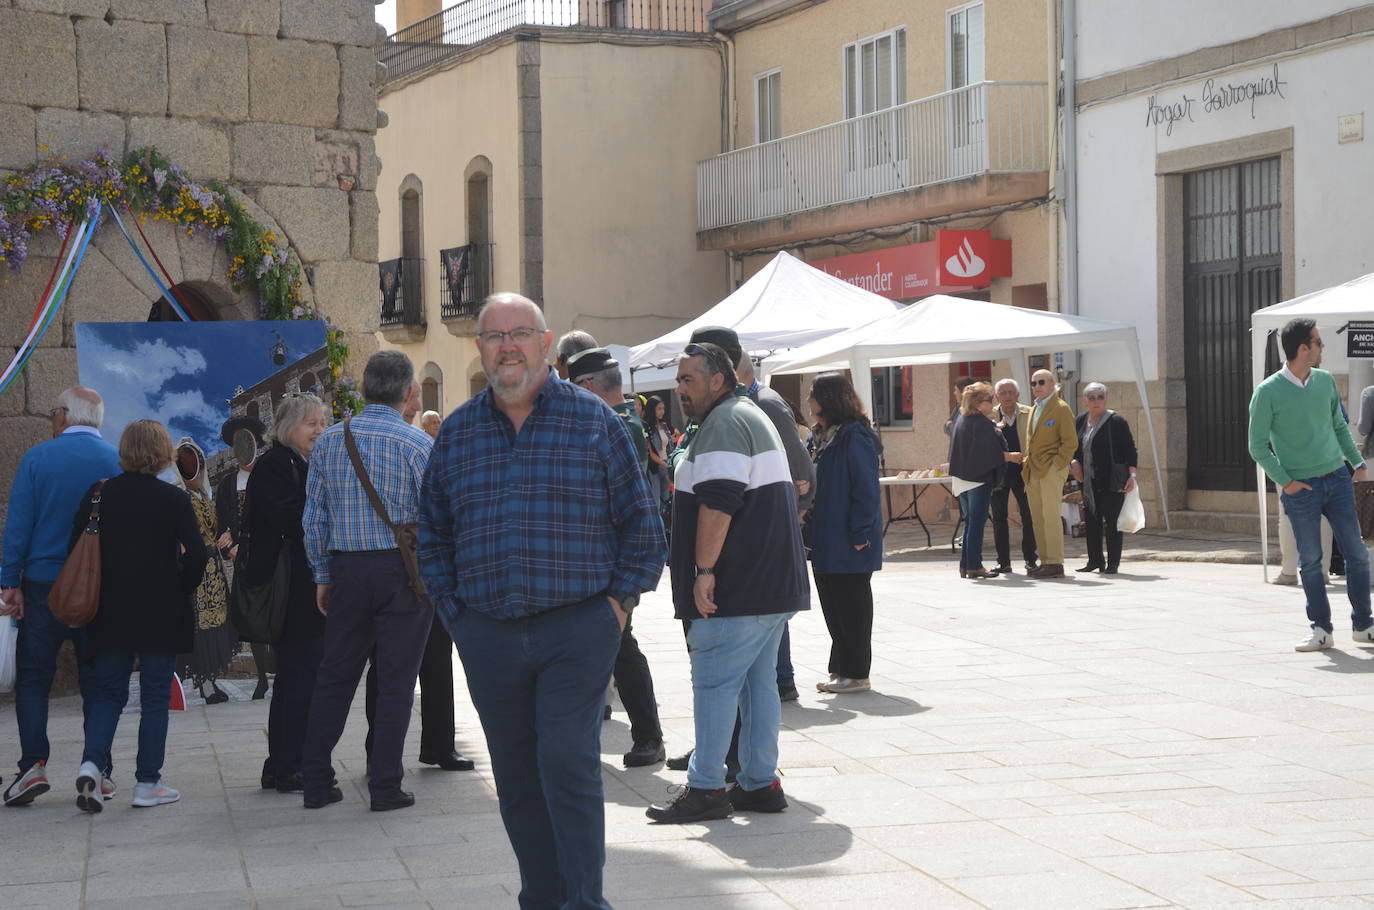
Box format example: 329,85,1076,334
990,378,1038,574
1022,369,1078,578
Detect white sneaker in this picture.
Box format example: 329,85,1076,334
131,780,180,808
1271,573,1298,586
818,677,871,693
100,775,116,801
1353,628,1374,644
1295,628,1335,652
75,761,102,814
3,761,50,806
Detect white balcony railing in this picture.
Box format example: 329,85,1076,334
697,81,1048,231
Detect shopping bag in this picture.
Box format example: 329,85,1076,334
1118,485,1146,533
0,616,17,693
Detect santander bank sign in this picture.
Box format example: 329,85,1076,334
809,230,1011,300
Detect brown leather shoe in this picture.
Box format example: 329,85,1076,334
1030,563,1065,578
961,568,995,579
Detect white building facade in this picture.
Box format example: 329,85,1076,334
1072,2,1374,522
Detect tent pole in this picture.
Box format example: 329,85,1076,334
1252,327,1271,580
853,354,874,424
1128,340,1170,531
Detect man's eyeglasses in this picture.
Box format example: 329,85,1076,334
47,406,67,418
477,327,540,346
1031,379,1050,386
1085,394,1105,401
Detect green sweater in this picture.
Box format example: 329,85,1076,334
1248,367,1362,488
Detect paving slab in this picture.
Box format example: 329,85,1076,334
5,557,1374,908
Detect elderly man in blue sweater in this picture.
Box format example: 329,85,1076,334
1,387,122,807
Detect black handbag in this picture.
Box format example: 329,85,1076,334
228,462,295,643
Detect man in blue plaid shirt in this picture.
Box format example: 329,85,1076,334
420,293,665,910
299,350,434,813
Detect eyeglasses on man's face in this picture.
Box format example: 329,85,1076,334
477,327,541,346
48,406,67,418
1031,379,1050,387
1085,394,1105,401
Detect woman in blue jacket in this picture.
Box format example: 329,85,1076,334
806,373,883,695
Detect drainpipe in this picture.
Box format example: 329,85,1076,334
1061,0,1079,317
720,31,736,152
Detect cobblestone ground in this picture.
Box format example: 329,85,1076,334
6,546,1373,909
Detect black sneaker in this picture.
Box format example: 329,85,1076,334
665,749,692,772
727,780,788,813
991,564,1012,576
646,786,733,824
303,786,343,809
778,684,800,702
623,740,666,768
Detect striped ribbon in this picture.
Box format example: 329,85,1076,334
0,205,102,395
108,205,194,323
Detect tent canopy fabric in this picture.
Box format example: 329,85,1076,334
768,295,1170,530
1250,272,1374,579
629,250,900,369
769,296,1142,375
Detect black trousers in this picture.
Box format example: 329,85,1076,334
990,475,1038,567
299,551,432,801
262,632,323,779
613,612,662,743
1083,488,1126,570
365,612,455,757
814,571,874,680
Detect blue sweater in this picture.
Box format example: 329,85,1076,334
2,429,121,586
809,421,883,575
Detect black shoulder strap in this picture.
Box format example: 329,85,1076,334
343,419,399,532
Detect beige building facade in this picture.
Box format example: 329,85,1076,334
374,2,728,415
701,0,1057,501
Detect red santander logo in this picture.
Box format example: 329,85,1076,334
937,230,992,287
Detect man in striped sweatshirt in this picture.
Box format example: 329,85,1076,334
647,342,809,824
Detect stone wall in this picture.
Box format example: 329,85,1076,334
0,0,386,529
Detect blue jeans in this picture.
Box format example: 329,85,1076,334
81,651,176,784
451,596,620,910
1281,468,1372,633
14,579,102,774
776,623,794,687
958,485,993,570
686,612,794,792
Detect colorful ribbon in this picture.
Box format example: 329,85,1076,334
0,205,102,395
108,205,193,323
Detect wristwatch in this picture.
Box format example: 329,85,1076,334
694,566,715,577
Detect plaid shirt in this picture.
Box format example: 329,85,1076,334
304,404,433,583
419,372,666,622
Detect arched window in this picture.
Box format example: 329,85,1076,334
465,157,493,302
421,362,443,412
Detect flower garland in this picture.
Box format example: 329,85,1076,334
0,146,362,418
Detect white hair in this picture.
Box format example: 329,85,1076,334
420,410,441,423
58,387,103,428
271,393,328,447
994,378,1019,393
1083,381,1109,398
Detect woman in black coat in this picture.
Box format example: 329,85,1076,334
1070,382,1138,574
74,419,207,813
247,393,328,793
947,382,1024,579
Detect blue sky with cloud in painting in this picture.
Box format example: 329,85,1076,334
75,321,326,456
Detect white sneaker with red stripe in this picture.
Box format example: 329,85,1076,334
3,761,50,807
132,780,180,807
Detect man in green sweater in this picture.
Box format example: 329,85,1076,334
1248,317,1371,652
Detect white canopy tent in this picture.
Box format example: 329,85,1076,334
628,250,901,390
769,296,1171,528
1249,272,1374,578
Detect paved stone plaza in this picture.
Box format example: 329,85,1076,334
7,550,1374,910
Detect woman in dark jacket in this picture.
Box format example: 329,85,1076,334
74,419,207,813
248,393,328,793
806,373,883,695
948,382,1024,579
1070,382,1138,574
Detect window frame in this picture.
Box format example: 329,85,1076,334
946,0,985,91
754,68,782,145
841,26,908,120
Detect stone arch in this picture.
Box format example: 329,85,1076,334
398,173,424,262
420,361,443,412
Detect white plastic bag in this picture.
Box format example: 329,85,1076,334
1118,485,1146,534
0,616,17,694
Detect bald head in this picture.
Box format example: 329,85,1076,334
420,410,441,438
477,293,547,336
58,386,104,429
1030,369,1056,403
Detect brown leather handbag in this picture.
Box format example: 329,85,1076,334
49,480,107,628
343,420,428,600
1356,480,1374,544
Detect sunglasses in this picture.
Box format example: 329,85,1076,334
1031,379,1050,386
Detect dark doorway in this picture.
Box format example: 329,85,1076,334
1183,157,1282,491
147,283,221,321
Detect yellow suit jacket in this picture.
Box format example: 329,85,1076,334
1024,395,1077,482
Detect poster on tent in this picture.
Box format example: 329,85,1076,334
75,321,329,485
